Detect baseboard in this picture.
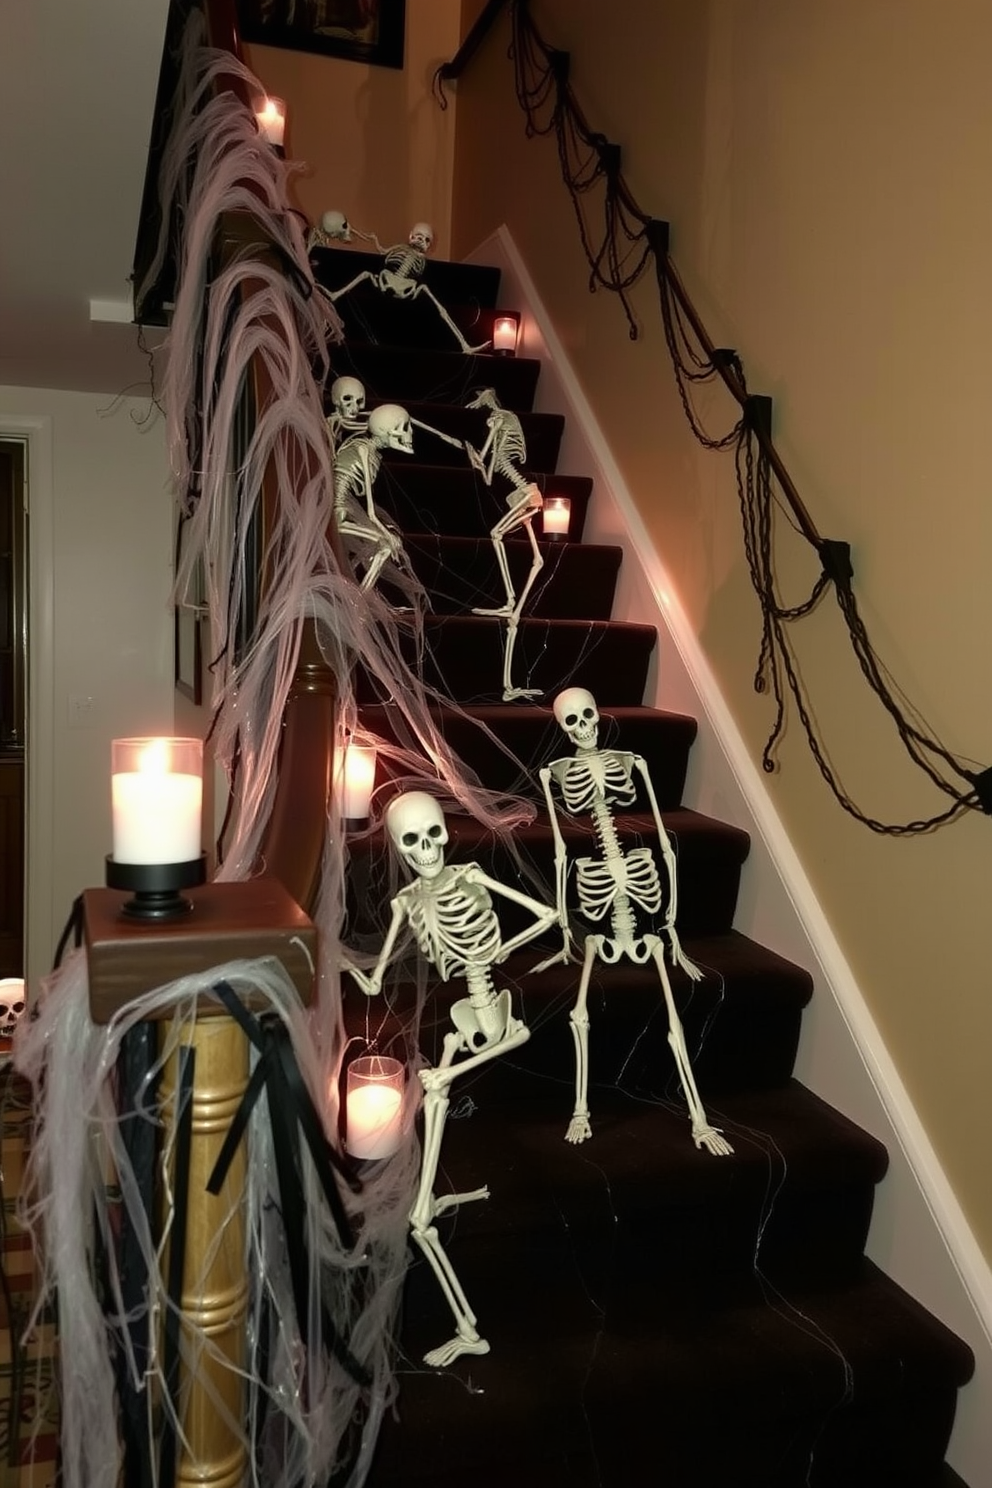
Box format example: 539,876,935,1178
465,223,992,1484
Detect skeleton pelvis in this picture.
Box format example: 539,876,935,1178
451,989,514,1050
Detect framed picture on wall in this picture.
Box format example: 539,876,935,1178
236,1,405,70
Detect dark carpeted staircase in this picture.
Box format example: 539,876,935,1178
312,244,974,1487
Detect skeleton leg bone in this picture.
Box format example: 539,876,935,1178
326,270,375,304
410,284,491,355
565,935,599,1144
410,1019,531,1364
647,937,733,1157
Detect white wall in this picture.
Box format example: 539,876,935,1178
0,388,174,988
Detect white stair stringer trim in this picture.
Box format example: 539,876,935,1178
465,223,991,1482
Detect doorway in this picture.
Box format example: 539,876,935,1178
0,440,26,977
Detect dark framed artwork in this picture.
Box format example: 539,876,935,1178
174,516,205,706
237,1,405,69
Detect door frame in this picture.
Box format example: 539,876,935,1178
0,417,55,994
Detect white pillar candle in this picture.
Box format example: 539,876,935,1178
111,737,203,865
346,1055,404,1160
255,96,286,147
542,495,572,538
339,743,377,820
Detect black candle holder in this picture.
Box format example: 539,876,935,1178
105,855,207,921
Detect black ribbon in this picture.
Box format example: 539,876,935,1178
205,980,371,1389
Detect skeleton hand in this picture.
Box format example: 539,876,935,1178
340,958,382,997
464,442,485,474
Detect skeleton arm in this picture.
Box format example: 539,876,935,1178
460,865,560,961
530,764,575,969
632,754,703,983
341,896,408,996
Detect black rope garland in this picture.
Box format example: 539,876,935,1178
441,0,990,834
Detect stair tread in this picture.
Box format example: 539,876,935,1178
370,1261,972,1487
328,341,542,411
401,532,622,620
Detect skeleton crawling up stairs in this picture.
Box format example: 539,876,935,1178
344,791,560,1367
538,687,733,1158
324,221,490,355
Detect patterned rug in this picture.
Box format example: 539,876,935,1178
0,1065,57,1488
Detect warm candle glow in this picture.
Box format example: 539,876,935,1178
492,313,520,354
111,737,202,865
542,495,572,538
255,96,286,147
339,742,377,820
346,1056,404,1160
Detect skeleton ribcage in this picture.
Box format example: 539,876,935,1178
559,755,636,815
492,413,527,475
384,247,425,279
576,846,662,921
407,883,502,982
333,441,381,518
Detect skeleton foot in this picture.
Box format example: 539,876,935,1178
424,1332,491,1369
433,1185,490,1218
565,1113,592,1144
503,686,543,701
693,1123,734,1157
464,339,492,356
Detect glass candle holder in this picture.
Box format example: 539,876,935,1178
338,742,377,825
346,1055,405,1160
542,495,572,540
492,312,520,355
254,95,286,147
108,737,205,919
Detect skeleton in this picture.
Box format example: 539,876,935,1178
326,222,490,355
465,389,545,701
326,375,368,449
306,209,386,254
333,403,415,592
0,979,25,1045
537,688,733,1158
344,791,559,1367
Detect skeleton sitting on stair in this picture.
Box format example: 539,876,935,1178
537,687,733,1158
344,790,560,1367
464,388,545,701
324,222,490,355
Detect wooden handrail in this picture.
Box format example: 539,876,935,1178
434,0,509,95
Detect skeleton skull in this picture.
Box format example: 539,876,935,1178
331,376,366,421
368,403,414,454
0,979,25,1043
386,791,448,879
321,209,351,242
553,687,600,750
408,221,434,255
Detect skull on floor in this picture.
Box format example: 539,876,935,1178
368,403,414,454
386,791,448,879
0,979,25,1041
553,686,600,750
331,376,366,422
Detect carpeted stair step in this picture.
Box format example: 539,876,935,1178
358,702,699,807
343,931,813,1096
380,401,564,471
367,1256,972,1488
354,1075,886,1306
399,533,622,619
372,463,593,542
356,614,657,707
327,341,542,412
343,807,751,943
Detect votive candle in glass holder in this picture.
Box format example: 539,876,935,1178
346,1055,405,1160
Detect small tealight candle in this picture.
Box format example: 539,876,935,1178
492,313,520,355
542,495,572,539
254,96,287,147
346,1056,405,1160
111,737,203,866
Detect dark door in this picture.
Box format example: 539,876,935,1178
0,441,26,976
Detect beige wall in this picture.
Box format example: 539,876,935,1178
244,0,462,255
0,389,173,986
451,1,992,1259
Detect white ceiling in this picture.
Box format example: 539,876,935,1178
0,0,172,395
